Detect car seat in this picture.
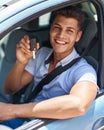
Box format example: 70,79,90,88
75,10,98,71
75,10,98,57
0,19,39,102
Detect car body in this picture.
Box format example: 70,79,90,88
0,0,104,130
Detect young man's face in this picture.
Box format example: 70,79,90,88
50,15,82,56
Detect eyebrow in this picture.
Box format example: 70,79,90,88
67,27,76,31
53,23,76,31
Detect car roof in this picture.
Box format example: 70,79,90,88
0,0,16,6
0,0,12,5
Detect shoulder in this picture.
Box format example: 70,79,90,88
73,57,97,75
71,57,97,84
78,57,96,71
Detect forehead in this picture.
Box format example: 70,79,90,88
53,15,79,29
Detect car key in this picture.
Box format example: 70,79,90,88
30,38,36,59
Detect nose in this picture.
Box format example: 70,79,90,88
57,30,65,38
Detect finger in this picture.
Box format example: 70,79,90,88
17,46,33,58
17,44,31,54
34,42,40,52
16,43,30,55
24,35,30,44
19,35,30,49
36,42,40,50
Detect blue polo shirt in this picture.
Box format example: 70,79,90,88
25,47,97,102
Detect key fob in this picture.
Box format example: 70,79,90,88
30,38,36,51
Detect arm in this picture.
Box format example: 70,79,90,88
4,35,34,94
4,61,33,94
0,81,97,121
15,81,97,119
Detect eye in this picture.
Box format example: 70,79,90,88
52,26,61,32
66,29,74,34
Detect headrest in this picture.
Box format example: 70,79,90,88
75,11,97,54
4,28,39,63
21,18,39,32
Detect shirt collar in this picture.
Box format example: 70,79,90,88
61,48,80,66
45,49,53,64
45,48,80,67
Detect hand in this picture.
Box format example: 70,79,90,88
16,35,32,65
16,35,39,65
0,102,15,121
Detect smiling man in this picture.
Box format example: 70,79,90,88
1,6,98,129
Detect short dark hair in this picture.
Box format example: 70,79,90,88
51,6,85,31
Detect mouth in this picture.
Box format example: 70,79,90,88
55,39,66,45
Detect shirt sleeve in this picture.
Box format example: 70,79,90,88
71,59,97,85
25,58,36,76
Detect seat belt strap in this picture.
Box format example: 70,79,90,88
25,56,81,103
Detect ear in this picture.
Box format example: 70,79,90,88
76,31,82,42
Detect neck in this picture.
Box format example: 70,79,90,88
53,49,73,65
52,54,62,65
48,49,73,73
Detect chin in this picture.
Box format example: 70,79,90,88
54,50,66,54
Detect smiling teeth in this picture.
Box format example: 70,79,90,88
56,40,65,44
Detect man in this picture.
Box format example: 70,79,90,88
0,6,97,128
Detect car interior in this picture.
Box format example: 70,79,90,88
0,1,99,104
